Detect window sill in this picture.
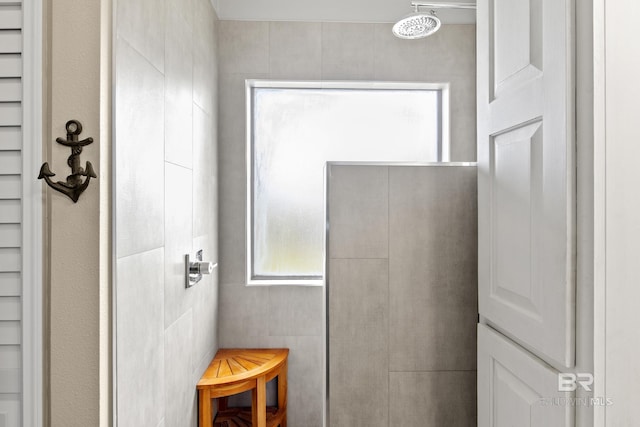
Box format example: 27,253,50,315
246,278,324,287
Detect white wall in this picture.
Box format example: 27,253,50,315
113,0,220,425
44,0,111,425
217,21,476,426
596,0,640,424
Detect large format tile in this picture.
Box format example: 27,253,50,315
269,22,322,79
321,23,376,80
218,21,269,74
218,73,251,170
116,248,165,427
115,3,219,427
193,0,217,114
449,74,477,162
218,283,270,346
218,188,246,285
191,234,219,378
117,0,165,72
388,166,477,371
328,165,389,259
277,335,324,427
164,0,193,168
389,371,477,427
164,310,195,427
115,39,165,258
329,258,389,427
218,72,248,285
193,104,217,239
373,23,430,81
164,163,194,328
423,25,476,79
268,286,323,337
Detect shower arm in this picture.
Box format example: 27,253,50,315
411,2,477,10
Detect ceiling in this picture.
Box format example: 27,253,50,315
213,0,476,24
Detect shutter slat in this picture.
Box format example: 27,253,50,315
0,248,20,271
0,223,19,247
0,150,20,174
0,6,20,30
0,102,21,125
0,30,21,53
0,296,19,320
0,367,20,392
0,321,19,344
0,345,19,369
0,272,19,296
0,175,20,199
0,54,21,77
0,200,19,223
0,127,21,150
0,3,22,411
0,78,21,101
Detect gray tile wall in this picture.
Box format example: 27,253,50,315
388,166,478,372
114,0,220,426
217,21,476,427
329,258,390,427
327,164,477,427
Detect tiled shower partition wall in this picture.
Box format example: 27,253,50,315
114,0,220,425
218,21,476,426
327,164,477,426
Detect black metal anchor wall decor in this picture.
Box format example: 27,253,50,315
38,120,97,203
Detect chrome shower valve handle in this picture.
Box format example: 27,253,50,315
185,250,217,288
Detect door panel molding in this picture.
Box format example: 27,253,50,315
490,120,542,321
478,0,576,368
478,324,575,427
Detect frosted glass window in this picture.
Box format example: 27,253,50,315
250,86,443,283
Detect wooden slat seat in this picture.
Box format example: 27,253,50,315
197,348,289,427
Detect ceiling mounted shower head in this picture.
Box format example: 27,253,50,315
392,2,476,40
392,9,441,39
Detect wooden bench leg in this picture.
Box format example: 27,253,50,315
278,361,288,427
199,389,211,427
218,396,228,411
252,376,267,427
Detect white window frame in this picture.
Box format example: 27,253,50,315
245,80,451,286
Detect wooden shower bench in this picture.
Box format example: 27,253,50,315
197,348,289,427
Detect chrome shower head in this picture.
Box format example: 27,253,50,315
392,9,441,39
393,2,476,40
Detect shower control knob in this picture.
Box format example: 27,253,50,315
185,250,217,288
190,261,214,275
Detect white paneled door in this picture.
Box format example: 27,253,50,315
478,324,574,427
477,0,575,368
